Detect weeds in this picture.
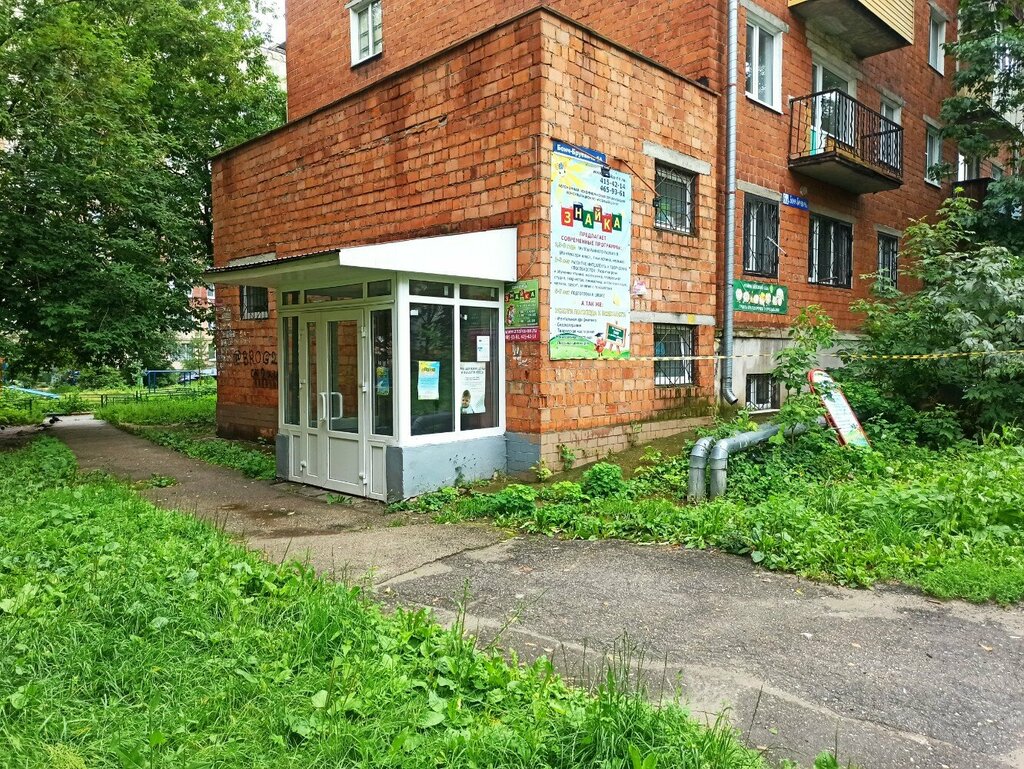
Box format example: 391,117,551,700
136,429,276,479
0,439,777,769
96,394,216,428
427,423,1024,604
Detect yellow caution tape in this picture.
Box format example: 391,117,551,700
622,349,1024,363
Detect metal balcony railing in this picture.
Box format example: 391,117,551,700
789,90,904,192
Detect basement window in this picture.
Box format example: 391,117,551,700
746,373,779,412
653,323,696,387
348,0,383,65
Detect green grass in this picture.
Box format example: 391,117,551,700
0,439,785,768
95,394,216,428
134,428,276,480
430,429,1024,604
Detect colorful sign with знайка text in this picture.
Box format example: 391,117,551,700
734,279,788,315
548,141,632,360
504,279,540,342
808,369,871,449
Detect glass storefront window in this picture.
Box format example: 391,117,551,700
460,284,499,302
410,280,454,298
306,283,364,303
371,309,394,436
281,291,301,306
306,321,318,428
459,306,499,431
281,316,300,426
409,303,454,436
367,279,392,297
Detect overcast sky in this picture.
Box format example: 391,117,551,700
257,0,286,45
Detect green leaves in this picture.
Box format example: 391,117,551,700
0,0,286,373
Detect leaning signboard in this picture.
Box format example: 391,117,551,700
808,369,870,448
548,141,633,360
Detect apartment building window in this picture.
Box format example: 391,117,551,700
925,126,943,186
349,0,383,65
877,233,899,289
240,285,269,320
879,98,902,168
745,17,782,110
654,163,696,235
957,153,981,181
929,11,946,74
743,194,780,277
746,373,779,412
653,323,696,387
808,214,852,288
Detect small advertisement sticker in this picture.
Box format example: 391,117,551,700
735,279,788,315
808,369,871,449
417,361,440,401
504,279,540,342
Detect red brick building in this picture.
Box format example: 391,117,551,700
209,0,967,500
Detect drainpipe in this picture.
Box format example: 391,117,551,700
707,418,828,499
687,435,718,502
720,0,739,405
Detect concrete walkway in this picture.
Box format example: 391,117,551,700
50,416,1024,769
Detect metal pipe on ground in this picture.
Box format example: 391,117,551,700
707,418,828,499
687,435,718,502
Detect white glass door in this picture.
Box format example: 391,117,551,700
812,64,852,152
321,310,365,495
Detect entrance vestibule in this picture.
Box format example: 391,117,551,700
207,229,518,501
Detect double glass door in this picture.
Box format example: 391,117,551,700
280,307,393,498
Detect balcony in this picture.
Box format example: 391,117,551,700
789,90,904,194
789,0,913,58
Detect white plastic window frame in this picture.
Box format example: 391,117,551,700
348,0,382,66
744,13,784,112
929,11,946,74
925,125,943,187
396,275,505,446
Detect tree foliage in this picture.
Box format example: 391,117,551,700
0,0,285,373
849,196,1024,431
941,0,1024,250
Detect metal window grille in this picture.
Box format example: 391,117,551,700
653,323,696,387
743,195,780,277
877,234,899,289
746,373,779,411
808,214,853,288
240,285,269,320
654,163,696,234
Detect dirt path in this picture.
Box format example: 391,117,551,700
50,416,1024,769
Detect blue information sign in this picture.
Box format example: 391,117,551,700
782,192,809,210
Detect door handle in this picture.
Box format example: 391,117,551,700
331,392,343,417
318,392,327,424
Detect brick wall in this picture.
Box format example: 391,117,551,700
285,0,719,121
213,9,719,449
532,14,719,454
722,0,959,334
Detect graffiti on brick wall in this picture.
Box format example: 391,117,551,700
251,367,278,389
227,348,279,389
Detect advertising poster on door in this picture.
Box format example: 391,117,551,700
548,141,632,360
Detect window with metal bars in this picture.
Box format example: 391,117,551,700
877,234,899,289
653,323,696,387
746,373,779,411
808,214,853,288
743,194,780,277
240,285,269,320
654,163,696,235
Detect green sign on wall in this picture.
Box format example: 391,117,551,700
504,279,540,342
734,279,788,315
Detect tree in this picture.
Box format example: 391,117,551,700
941,0,1024,250
849,196,1024,431
0,0,285,374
